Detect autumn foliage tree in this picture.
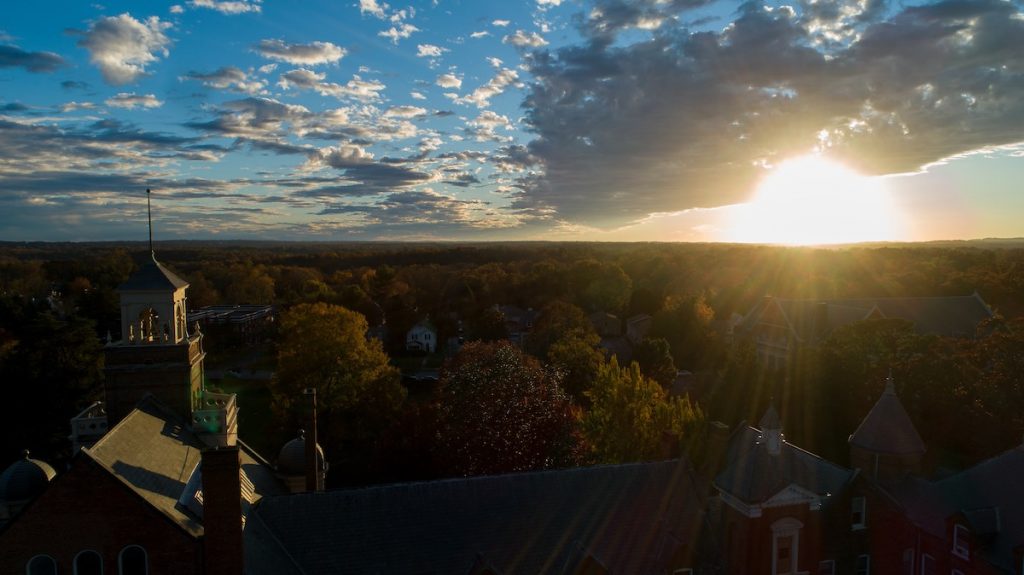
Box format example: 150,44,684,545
272,302,405,484
438,341,578,476
582,358,702,464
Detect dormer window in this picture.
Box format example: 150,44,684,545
851,496,866,530
952,524,970,559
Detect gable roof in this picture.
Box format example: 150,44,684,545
117,257,189,292
849,380,926,456
82,395,284,537
739,294,993,343
249,459,706,575
885,445,1024,572
715,426,854,505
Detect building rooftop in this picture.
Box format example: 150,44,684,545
249,458,706,575
117,256,189,292
849,377,926,456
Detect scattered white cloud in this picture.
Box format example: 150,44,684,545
503,30,547,47
452,68,520,108
105,92,163,109
182,66,266,94
486,57,503,68
278,69,386,101
60,101,96,112
359,0,387,19
77,13,172,85
435,72,462,89
188,0,261,14
416,44,447,58
256,39,345,66
379,22,419,44
384,105,427,118
169,5,184,14
537,0,561,6
492,19,511,27
470,31,490,39
410,90,426,100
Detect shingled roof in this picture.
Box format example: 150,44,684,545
248,459,707,575
82,396,284,537
885,444,1024,572
715,426,854,505
849,378,926,456
117,256,189,292
738,294,993,343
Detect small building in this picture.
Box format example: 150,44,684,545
495,305,538,347
625,314,652,344
187,304,275,346
406,320,437,353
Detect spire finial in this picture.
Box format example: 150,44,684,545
147,188,154,258
885,368,895,395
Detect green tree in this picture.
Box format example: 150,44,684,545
582,358,702,464
438,341,578,476
633,337,678,389
272,303,405,484
546,331,605,402
525,301,595,359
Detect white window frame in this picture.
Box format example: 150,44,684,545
771,517,803,575
74,550,104,575
952,524,970,560
851,496,867,530
819,560,836,575
118,545,149,575
920,554,936,575
26,555,57,575
856,554,871,575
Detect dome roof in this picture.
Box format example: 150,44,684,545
0,451,56,503
277,430,326,476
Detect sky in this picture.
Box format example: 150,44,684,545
1,0,1023,243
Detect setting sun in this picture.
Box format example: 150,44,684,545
727,155,904,245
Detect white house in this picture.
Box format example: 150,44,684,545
406,320,437,353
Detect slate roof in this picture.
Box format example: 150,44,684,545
738,294,993,343
848,381,925,455
249,459,707,575
715,426,854,505
82,396,284,537
884,444,1024,572
117,256,189,292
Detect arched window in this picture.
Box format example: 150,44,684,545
26,555,57,575
138,308,158,341
74,550,102,575
119,546,148,575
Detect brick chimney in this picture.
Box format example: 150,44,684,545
201,446,243,575
304,387,320,492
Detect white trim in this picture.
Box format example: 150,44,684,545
73,550,103,575
26,555,57,575
771,518,803,575
952,524,970,560
118,545,149,575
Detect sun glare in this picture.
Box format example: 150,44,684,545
726,155,904,245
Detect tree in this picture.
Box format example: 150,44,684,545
633,337,678,389
546,332,605,402
650,293,718,370
272,303,405,484
525,301,594,359
582,358,702,464
438,341,578,476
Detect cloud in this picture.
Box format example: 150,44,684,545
359,0,387,19
514,0,1024,227
188,0,261,14
181,66,266,94
384,105,428,118
451,67,519,108
493,19,511,27
76,14,172,85
379,23,419,44
466,110,513,141
410,91,426,100
255,39,346,65
0,44,66,72
503,30,548,48
470,31,490,39
185,96,313,139
60,101,96,112
105,92,163,109
537,0,561,6
303,146,433,196
170,5,184,14
435,72,462,89
278,69,385,101
61,80,90,90
416,43,447,58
